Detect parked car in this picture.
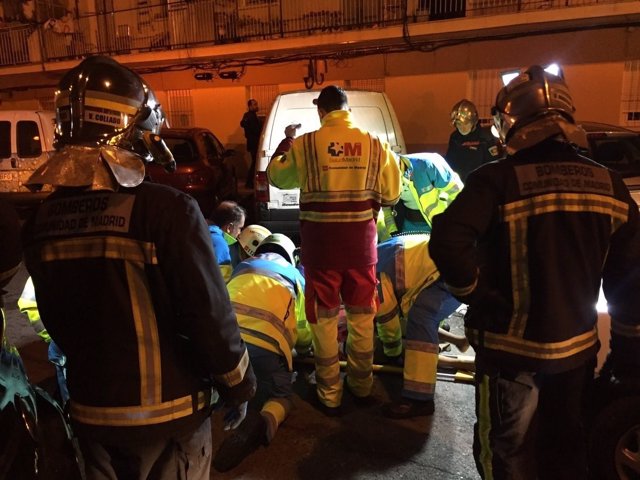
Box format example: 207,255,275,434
0,110,56,216
146,127,239,217
587,364,640,480
581,121,640,205
582,122,640,479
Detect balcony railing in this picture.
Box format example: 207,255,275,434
0,0,634,68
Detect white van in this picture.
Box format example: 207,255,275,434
0,110,56,210
254,89,406,240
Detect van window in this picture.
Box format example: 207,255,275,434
0,121,10,158
17,120,42,158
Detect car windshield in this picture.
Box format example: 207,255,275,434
164,138,197,164
589,134,640,178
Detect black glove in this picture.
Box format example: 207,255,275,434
216,361,257,408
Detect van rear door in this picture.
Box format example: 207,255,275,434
0,110,55,205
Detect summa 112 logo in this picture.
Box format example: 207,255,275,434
327,142,362,157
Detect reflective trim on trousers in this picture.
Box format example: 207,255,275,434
402,343,438,401
262,397,293,444
473,360,593,480
345,311,375,397
310,316,343,408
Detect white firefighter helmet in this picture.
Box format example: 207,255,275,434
237,225,272,257
255,233,297,265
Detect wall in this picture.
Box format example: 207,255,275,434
138,25,640,157
1,25,638,159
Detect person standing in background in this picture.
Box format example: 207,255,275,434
445,99,503,182
241,98,263,188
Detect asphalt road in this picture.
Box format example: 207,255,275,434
3,261,480,480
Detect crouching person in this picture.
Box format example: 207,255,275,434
376,234,461,418
214,233,312,472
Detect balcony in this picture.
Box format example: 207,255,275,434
0,0,638,89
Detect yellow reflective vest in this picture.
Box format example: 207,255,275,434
376,234,440,330
380,153,463,240
227,253,312,370
267,109,401,268
17,277,51,343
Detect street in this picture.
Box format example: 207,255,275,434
3,262,480,480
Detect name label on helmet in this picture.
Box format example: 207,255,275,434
33,193,134,238
85,109,124,128
515,162,612,196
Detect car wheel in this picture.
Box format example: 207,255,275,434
589,395,640,479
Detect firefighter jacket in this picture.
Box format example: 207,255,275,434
227,252,312,370
22,182,256,443
267,109,401,269
380,153,463,238
430,139,640,373
445,124,503,182
376,234,440,326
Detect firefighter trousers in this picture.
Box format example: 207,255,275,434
473,358,594,480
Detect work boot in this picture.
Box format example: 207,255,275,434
345,377,379,407
213,411,267,472
384,354,404,368
306,389,342,417
382,398,435,419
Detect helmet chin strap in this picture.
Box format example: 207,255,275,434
142,132,176,173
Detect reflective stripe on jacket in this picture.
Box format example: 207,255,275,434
228,253,312,369
267,110,401,268
376,234,440,322
22,182,250,439
430,139,640,372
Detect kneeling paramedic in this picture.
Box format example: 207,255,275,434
214,233,312,472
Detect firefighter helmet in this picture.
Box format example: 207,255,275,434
450,99,479,136
492,65,576,143
237,225,272,257
53,55,174,171
255,233,297,265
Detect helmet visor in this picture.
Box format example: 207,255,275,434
455,118,474,135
